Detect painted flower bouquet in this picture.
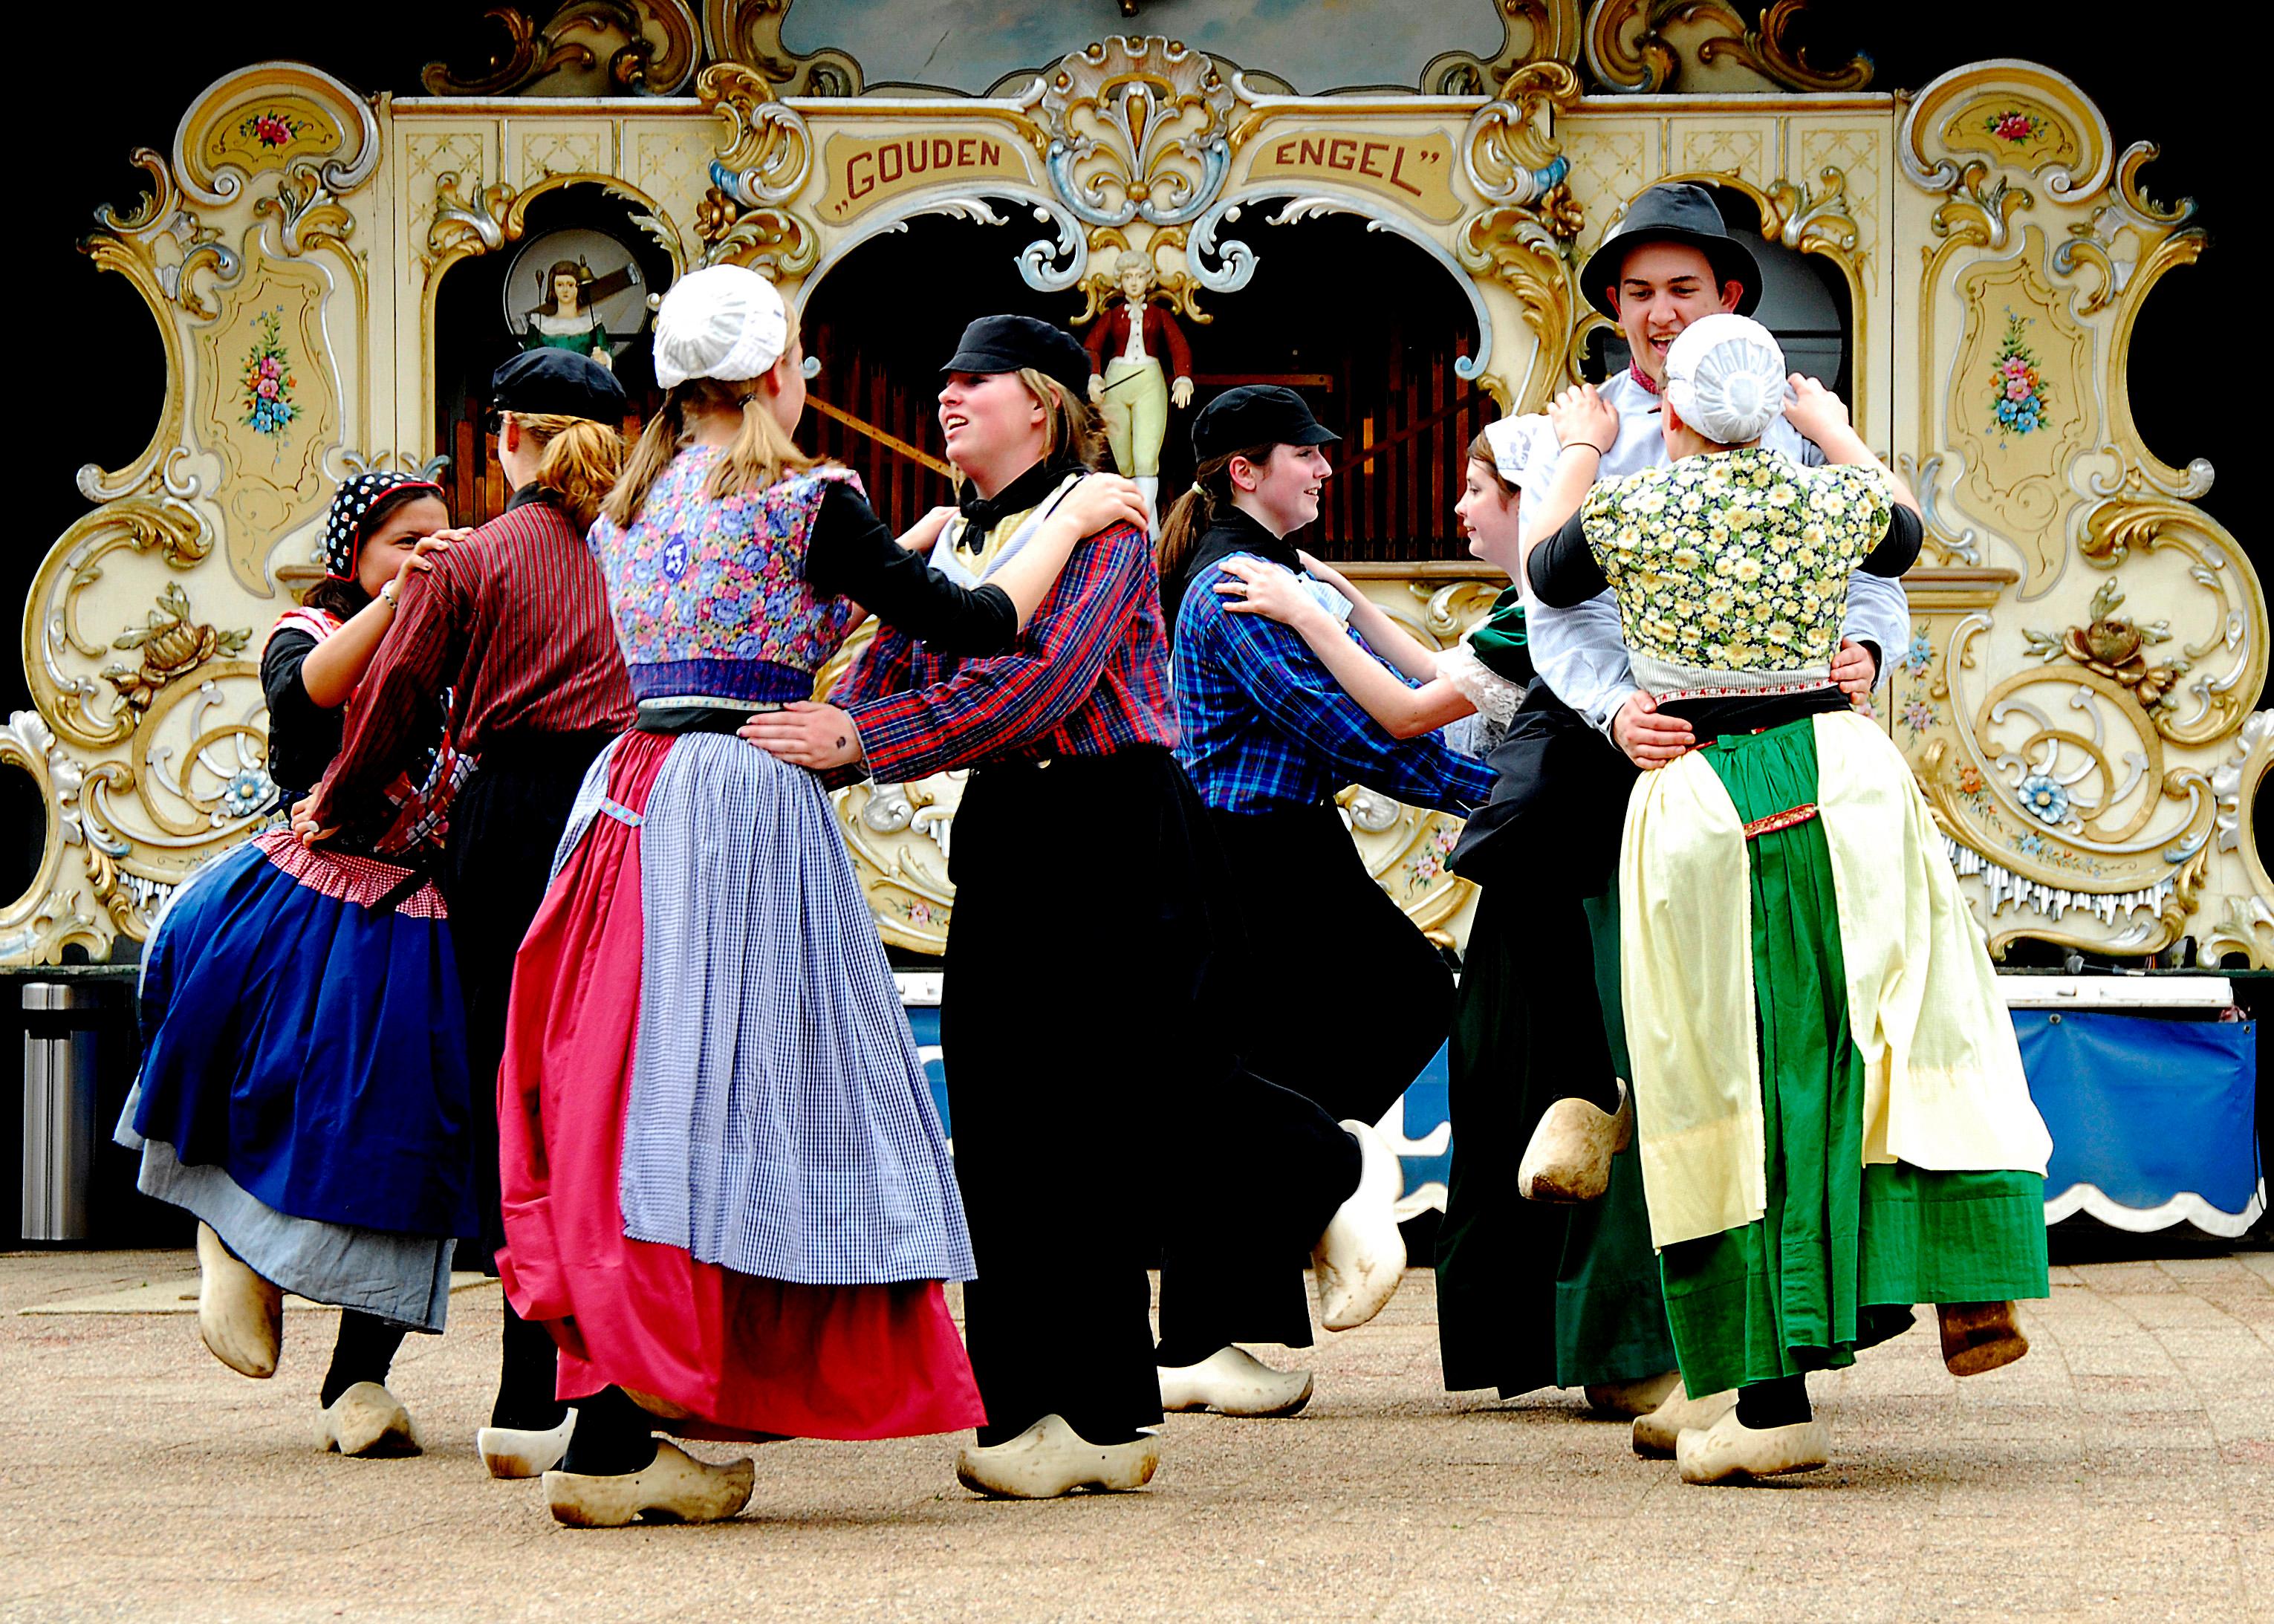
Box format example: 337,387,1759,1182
241,308,298,437
1990,311,2045,438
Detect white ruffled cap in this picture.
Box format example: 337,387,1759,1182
1662,313,1787,445
1481,414,1549,485
652,264,788,389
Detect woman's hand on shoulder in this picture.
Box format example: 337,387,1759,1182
1215,555,1325,631
1782,375,1851,444
900,505,959,556
1057,472,1150,538
389,535,452,597
1547,383,1617,453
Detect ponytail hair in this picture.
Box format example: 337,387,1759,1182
509,412,623,533
1154,441,1274,588
604,306,826,530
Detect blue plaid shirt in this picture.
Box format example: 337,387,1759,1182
1172,554,1496,817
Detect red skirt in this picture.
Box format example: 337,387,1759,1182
495,732,984,1441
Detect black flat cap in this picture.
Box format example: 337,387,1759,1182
941,314,1094,401
1578,181,1761,319
1192,385,1339,461
489,348,628,421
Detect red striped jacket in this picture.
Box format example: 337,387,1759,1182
311,489,634,829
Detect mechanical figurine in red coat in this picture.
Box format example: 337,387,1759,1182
1082,250,1195,527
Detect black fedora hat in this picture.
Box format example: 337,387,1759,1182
1578,182,1761,319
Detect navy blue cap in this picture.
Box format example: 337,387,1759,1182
1192,385,1339,461
488,347,628,420
941,314,1094,402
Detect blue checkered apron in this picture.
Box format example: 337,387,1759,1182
552,732,975,1284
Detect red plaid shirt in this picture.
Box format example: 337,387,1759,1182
831,520,1175,784
311,490,634,831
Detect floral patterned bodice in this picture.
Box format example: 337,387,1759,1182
1580,447,1893,698
587,449,863,705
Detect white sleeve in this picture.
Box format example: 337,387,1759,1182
1525,593,1639,736
1841,571,1911,686
1435,640,1524,727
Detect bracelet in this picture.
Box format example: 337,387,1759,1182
378,582,399,609
1569,441,1609,458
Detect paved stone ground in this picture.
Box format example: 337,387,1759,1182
4,1246,2273,1623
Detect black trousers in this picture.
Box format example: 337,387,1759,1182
438,731,620,1261
943,749,1357,1445
1153,799,1452,1360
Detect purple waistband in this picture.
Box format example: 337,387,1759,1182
626,658,815,706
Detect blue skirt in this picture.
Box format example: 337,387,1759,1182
131,831,478,1238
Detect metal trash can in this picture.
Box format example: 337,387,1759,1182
22,983,101,1241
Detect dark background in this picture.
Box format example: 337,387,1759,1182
7,4,2256,880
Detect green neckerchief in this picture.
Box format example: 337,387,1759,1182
1466,585,1533,686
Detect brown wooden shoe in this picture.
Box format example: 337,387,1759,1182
1938,1300,2030,1377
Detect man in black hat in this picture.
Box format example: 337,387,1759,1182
305,346,636,1478
1545,180,1907,764
1144,385,1494,1418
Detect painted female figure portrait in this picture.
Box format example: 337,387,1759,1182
522,259,615,369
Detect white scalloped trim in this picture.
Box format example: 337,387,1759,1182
2044,1179,2265,1238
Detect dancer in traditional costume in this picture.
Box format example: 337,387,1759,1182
120,472,472,1458
747,316,1404,1498
1213,412,1683,1413
495,268,1146,1527
300,348,634,1480
1150,386,1492,1415
1463,182,1914,1449
1524,314,2052,1484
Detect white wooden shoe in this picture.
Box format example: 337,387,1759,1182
319,1382,421,1458
1675,1408,1830,1485
1516,1080,1632,1203
1584,1368,1681,1418
195,1221,282,1379
1312,1121,1406,1332
1631,1378,1737,1457
479,1409,578,1479
954,1414,1160,1498
545,1440,755,1527
1158,1346,1314,1417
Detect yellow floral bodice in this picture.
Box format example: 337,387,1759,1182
1581,447,1893,697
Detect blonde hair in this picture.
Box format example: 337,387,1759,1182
605,309,823,530
1013,367,1108,472
508,412,623,533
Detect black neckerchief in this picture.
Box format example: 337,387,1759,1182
954,458,1085,550
504,481,550,513
1163,506,1305,635
1182,506,1302,589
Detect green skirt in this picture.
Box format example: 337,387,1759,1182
1435,883,1675,1394
1656,720,2048,1397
